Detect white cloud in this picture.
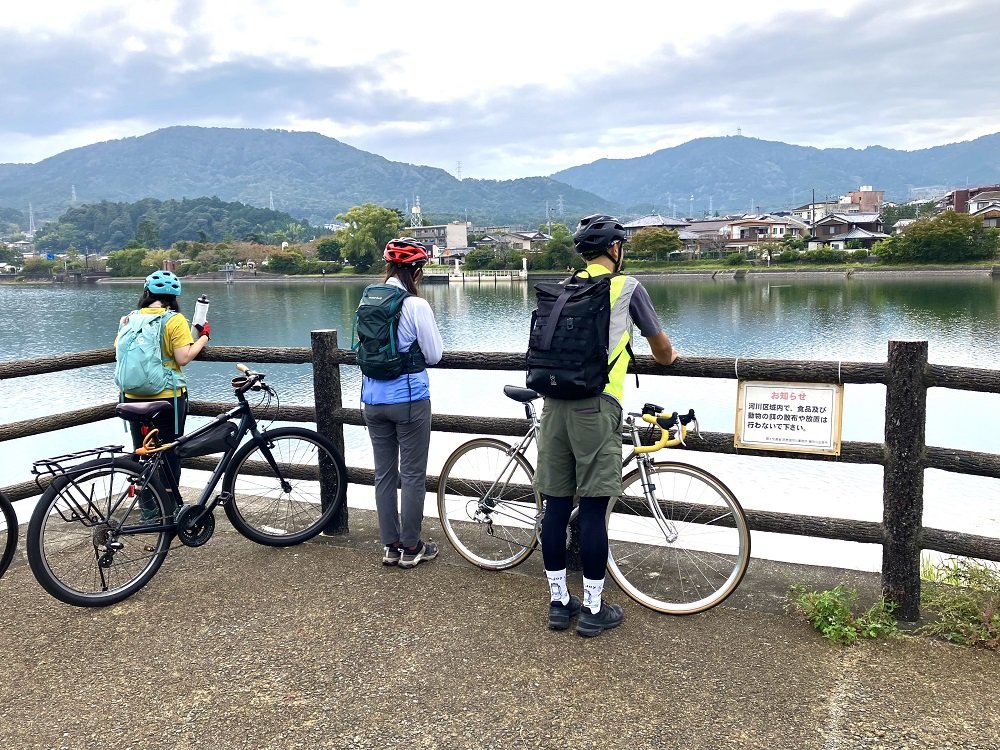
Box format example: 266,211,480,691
1,0,998,177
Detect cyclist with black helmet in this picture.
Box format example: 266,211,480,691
114,270,211,508
361,238,444,568
534,215,677,637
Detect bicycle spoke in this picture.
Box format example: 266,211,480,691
437,439,541,570
607,463,749,615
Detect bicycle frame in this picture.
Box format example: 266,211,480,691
118,391,284,535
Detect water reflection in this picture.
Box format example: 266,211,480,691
3,275,1000,570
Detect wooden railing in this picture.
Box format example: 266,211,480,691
3,335,1000,620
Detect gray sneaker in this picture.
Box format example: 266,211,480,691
382,544,403,566
399,541,439,569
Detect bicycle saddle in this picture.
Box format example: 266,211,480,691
503,385,540,403
115,401,173,422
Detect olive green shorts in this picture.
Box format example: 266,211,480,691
533,395,623,498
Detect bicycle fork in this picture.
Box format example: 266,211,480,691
634,455,680,544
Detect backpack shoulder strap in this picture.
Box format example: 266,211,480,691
538,285,576,351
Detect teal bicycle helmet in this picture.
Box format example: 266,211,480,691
144,270,182,296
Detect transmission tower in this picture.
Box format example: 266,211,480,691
455,161,462,181
71,185,77,204
410,195,422,227
28,203,36,237
269,191,275,211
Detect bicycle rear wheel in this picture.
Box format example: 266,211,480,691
26,458,173,607
607,462,750,615
437,438,542,570
0,491,16,579
223,427,346,546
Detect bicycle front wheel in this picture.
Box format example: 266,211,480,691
607,462,750,615
0,491,17,579
26,458,173,607
223,427,346,547
437,438,542,570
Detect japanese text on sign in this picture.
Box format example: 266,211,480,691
735,381,843,456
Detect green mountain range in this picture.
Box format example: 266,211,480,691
0,127,614,228
2,126,1000,228
553,133,1000,215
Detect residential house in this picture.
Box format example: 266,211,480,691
971,201,1000,229
808,212,888,250
791,186,883,220
892,219,916,234
624,214,701,257
405,221,470,261
497,230,549,252
622,214,689,240
941,185,1000,213
723,214,809,252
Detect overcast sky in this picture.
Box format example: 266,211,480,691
2,0,998,180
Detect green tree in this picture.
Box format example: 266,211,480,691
316,236,343,261
128,218,160,249
0,244,20,265
875,211,1000,263
629,227,683,262
107,248,155,277
337,203,401,273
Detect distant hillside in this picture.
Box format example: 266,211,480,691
6,127,1000,228
0,127,616,227
552,134,1000,215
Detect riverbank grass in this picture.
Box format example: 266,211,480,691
787,584,901,645
918,557,1000,649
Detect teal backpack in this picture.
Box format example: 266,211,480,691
114,310,186,398
351,285,426,380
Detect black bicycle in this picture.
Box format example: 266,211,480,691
26,364,348,607
0,491,16,579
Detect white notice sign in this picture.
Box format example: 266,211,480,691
734,381,844,456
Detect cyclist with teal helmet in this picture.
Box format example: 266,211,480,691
114,270,211,508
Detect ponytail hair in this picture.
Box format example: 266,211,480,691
384,262,423,295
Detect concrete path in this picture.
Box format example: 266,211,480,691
1,509,997,750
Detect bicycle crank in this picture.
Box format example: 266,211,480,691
175,504,216,547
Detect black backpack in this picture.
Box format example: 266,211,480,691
525,272,617,400
352,284,426,380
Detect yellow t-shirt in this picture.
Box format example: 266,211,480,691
116,307,194,399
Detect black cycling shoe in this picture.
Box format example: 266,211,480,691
575,602,624,638
547,595,582,630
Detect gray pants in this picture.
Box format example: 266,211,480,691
364,399,432,548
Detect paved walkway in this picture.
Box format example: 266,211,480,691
1,509,998,750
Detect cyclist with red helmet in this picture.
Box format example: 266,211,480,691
360,238,444,568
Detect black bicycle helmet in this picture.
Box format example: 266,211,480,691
572,214,626,259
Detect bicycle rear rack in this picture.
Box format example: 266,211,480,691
32,445,127,486
31,445,134,527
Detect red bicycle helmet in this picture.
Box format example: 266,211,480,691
383,237,429,266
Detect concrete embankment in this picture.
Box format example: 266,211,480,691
1,507,997,750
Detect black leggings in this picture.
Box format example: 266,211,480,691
540,494,611,581
127,391,189,496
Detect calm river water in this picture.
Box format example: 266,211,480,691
3,273,999,571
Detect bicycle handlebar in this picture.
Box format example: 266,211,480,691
630,408,698,454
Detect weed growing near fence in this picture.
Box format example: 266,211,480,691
788,584,901,645
919,557,1000,649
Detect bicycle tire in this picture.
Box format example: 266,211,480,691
606,462,750,615
0,491,16,579
26,457,173,607
437,438,542,570
223,426,346,547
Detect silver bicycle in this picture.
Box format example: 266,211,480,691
436,385,751,615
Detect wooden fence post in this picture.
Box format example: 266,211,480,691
881,339,928,621
311,330,348,534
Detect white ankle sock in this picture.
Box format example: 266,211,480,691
545,569,569,605
583,576,605,614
